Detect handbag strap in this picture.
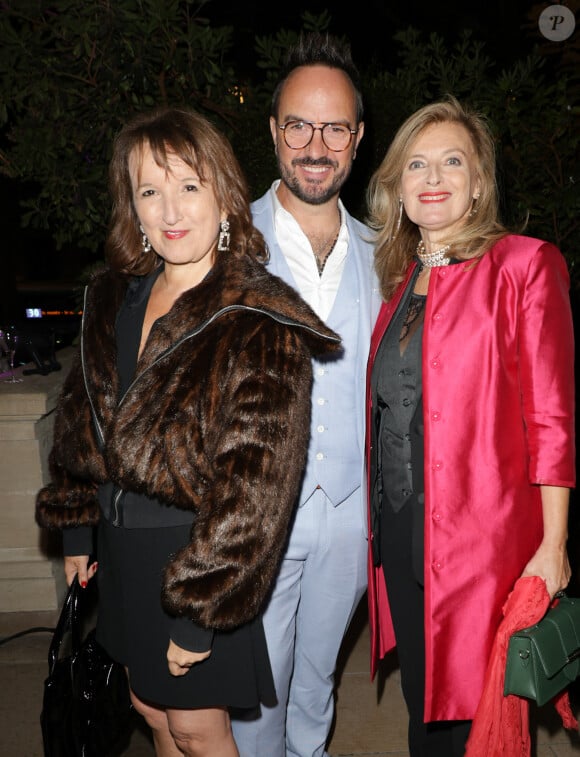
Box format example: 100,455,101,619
47,575,83,673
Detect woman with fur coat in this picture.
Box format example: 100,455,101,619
36,106,340,757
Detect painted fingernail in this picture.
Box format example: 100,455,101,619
93,562,98,572
80,580,88,589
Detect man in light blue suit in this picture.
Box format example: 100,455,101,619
232,32,381,757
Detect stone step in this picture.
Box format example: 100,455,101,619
0,550,62,611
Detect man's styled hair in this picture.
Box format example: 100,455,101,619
270,32,364,125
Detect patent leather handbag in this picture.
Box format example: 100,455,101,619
40,575,133,756
504,594,580,706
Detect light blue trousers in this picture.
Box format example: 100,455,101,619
232,487,368,757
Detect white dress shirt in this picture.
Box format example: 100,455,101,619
269,180,349,321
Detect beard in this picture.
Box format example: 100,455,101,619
277,155,352,206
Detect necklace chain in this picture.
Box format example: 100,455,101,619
314,226,340,275
416,240,451,268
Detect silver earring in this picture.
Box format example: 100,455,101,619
394,197,403,238
218,219,230,252
140,224,151,253
469,195,479,218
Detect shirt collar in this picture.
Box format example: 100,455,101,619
269,180,346,241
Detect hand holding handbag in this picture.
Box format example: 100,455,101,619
41,575,133,756
504,593,580,706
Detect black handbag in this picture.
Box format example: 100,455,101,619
504,594,580,706
41,575,133,756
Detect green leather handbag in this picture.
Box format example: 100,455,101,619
504,594,580,706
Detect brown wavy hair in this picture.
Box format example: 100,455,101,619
366,95,507,300
106,106,267,275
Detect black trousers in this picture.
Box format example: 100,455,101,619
381,500,471,757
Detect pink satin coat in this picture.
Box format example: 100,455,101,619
366,235,575,721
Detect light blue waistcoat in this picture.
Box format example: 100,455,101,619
251,190,381,507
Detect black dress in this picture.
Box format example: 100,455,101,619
94,268,276,709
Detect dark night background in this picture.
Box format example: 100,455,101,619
0,1,574,325
205,0,539,69
0,2,579,587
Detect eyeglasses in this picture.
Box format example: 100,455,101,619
278,120,358,152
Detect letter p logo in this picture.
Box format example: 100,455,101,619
539,5,576,41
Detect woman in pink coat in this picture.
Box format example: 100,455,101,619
365,96,575,756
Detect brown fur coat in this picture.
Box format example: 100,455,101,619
36,254,340,630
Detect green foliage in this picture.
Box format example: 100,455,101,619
0,5,578,284
229,10,333,199
362,28,580,283
0,0,238,253
494,60,579,264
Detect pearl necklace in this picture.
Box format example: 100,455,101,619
416,240,451,268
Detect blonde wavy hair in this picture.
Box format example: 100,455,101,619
366,96,507,300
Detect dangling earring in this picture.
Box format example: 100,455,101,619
139,224,151,253
469,195,480,218
218,219,230,252
393,197,403,238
